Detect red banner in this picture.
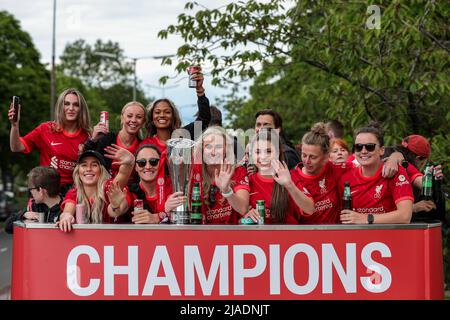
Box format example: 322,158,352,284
11,224,444,300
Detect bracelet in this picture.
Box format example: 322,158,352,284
221,187,234,198
196,90,205,96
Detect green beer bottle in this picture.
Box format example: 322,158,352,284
190,182,203,224
421,163,433,201
256,200,265,225
342,181,352,210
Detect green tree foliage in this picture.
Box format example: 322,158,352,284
58,39,152,118
160,0,449,285
159,0,449,143
58,39,134,88
0,11,50,188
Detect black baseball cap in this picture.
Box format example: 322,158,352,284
78,150,107,167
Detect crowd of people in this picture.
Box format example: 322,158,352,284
4,68,447,233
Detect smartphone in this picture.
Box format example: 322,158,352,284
12,96,20,122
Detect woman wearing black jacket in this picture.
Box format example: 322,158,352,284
140,68,211,153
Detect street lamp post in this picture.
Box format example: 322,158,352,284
93,52,174,101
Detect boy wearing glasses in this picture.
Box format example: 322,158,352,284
5,167,62,234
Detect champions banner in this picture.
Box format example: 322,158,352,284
11,224,444,300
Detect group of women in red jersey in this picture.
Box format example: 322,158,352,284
9,77,438,228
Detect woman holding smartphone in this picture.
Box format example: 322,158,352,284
8,88,91,196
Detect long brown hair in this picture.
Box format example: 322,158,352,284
54,88,91,133
250,128,289,223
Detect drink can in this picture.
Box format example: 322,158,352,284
187,65,200,88
75,204,86,224
37,212,45,223
134,199,144,212
100,111,109,129
239,217,257,225
256,200,265,224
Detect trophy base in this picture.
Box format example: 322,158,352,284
171,206,191,225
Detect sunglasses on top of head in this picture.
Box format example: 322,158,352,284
354,143,377,152
135,158,160,168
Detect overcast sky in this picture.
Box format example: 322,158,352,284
0,0,237,124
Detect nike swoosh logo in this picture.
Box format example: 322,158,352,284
350,190,358,194
51,142,62,146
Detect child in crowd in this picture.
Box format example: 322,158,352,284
5,166,62,234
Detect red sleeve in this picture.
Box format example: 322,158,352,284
406,163,423,183
290,174,313,199
20,123,46,154
231,166,250,192
390,166,414,205
61,187,77,211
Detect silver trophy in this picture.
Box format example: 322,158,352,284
166,138,196,224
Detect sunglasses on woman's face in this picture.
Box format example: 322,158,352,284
135,158,160,168
354,143,377,152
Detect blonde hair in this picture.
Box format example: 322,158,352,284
121,101,147,138
73,163,111,224
54,88,91,133
194,126,236,207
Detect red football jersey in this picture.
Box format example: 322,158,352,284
248,173,303,224
291,161,351,224
338,164,414,215
192,165,250,224
20,122,89,186
139,136,167,154
61,179,128,223
126,180,173,213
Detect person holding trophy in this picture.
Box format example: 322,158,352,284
191,126,250,224
106,144,186,224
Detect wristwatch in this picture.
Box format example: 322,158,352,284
367,214,374,225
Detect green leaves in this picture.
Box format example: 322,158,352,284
157,0,448,171
59,39,134,88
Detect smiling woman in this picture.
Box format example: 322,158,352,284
140,67,211,153
57,146,135,232
84,101,147,185
108,144,183,225
8,88,91,196
338,122,414,225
